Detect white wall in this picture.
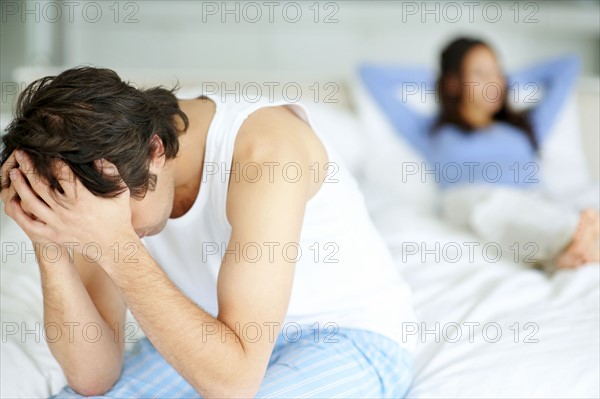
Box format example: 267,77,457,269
56,1,599,73
1,1,599,112
3,1,598,72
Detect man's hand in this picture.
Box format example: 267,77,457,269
2,149,136,261
1,150,20,209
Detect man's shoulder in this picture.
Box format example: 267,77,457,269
234,104,321,169
227,103,328,204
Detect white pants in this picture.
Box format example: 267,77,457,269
440,184,598,270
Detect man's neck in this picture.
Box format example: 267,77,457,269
170,97,216,218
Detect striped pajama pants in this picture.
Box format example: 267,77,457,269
50,326,413,398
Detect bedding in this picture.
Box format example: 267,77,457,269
351,74,439,214
362,182,600,398
352,61,594,211
1,101,598,398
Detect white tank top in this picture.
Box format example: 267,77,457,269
142,92,416,350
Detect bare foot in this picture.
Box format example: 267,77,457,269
556,209,600,269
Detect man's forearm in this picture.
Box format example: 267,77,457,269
39,247,123,395
102,236,259,398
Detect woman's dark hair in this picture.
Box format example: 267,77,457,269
0,66,189,199
433,37,538,152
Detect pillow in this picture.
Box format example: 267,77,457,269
300,102,366,178
351,72,439,215
507,84,592,198
352,62,591,213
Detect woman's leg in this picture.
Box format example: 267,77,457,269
441,185,582,268
50,327,413,399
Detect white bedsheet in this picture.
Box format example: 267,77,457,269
362,181,600,399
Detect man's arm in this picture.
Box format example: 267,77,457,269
1,151,127,396
41,251,126,396
99,124,313,397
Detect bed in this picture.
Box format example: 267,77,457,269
1,68,599,398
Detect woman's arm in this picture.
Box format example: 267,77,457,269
359,65,434,155
508,55,581,143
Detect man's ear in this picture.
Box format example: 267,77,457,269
149,134,166,170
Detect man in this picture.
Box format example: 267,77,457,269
1,66,415,398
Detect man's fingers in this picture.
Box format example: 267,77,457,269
0,184,17,207
4,196,49,239
95,158,120,179
14,150,58,206
0,151,18,192
9,168,54,223
94,158,130,199
54,160,77,198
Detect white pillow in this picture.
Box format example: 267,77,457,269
508,86,592,198
351,75,439,215
300,102,366,178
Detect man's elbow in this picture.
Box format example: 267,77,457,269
66,371,120,397
68,382,113,397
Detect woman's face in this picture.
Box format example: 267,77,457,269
460,45,506,114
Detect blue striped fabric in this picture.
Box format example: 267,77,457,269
50,326,413,398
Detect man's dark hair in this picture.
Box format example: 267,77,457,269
1,66,189,199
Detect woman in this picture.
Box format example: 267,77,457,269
361,37,599,271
